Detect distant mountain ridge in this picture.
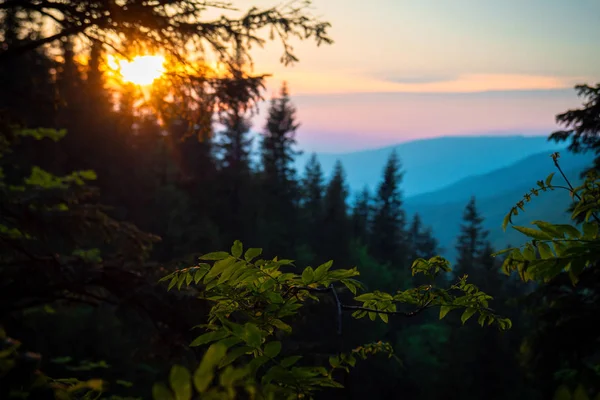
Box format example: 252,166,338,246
405,150,593,205
295,135,565,197
404,151,595,262
293,134,594,263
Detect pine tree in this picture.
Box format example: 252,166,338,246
214,106,255,246
370,150,408,271
454,196,489,278
299,153,325,262
218,110,253,174
407,213,438,261
351,186,371,245
258,82,301,255
261,82,300,187
321,161,350,265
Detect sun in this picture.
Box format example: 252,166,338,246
109,55,166,85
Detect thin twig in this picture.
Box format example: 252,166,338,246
329,284,342,335
553,156,600,224
341,299,434,317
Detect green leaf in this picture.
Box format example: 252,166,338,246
194,267,208,284
537,242,554,259
243,323,263,348
582,221,598,239
167,276,178,291
545,172,555,186
439,305,452,320
555,224,582,239
573,384,590,400
204,257,236,281
169,365,192,400
280,356,302,368
271,319,292,334
231,240,243,258
218,261,243,284
329,355,340,368
190,330,230,347
248,355,270,377
263,341,282,358
176,274,186,290
553,385,572,400
313,260,333,281
218,346,253,368
512,225,553,240
502,212,512,231
460,308,477,325
193,343,227,393
301,267,314,285
199,251,230,261
152,383,174,400
244,247,262,262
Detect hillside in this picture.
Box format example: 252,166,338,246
295,135,564,197
404,158,593,262
406,150,594,205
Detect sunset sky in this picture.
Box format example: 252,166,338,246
240,0,600,152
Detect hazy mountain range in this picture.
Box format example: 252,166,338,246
294,135,566,197
295,135,595,262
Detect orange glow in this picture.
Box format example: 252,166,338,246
108,55,166,86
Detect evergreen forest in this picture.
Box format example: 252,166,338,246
1,1,599,399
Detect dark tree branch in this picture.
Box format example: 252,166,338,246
291,285,434,334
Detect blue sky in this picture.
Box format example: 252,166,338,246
238,0,600,151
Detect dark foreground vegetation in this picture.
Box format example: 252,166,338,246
1,1,600,399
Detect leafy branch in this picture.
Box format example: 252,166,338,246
155,240,510,398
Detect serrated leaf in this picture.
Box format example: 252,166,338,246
190,330,230,347
460,308,476,324
231,240,243,258
244,247,262,262
169,365,192,400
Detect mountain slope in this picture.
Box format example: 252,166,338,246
405,161,591,262
295,135,564,197
406,150,594,205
